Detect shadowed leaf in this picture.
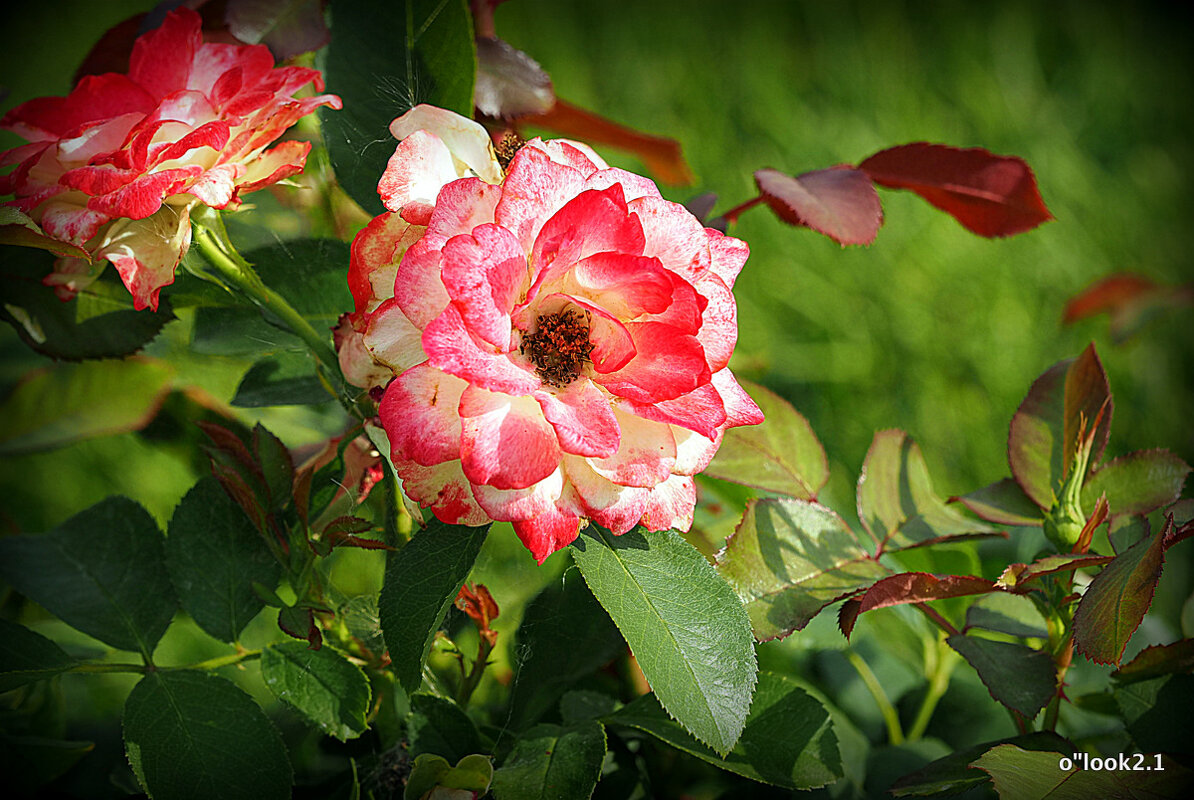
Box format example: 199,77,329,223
858,142,1052,237
704,380,828,500
490,722,606,800
0,620,78,692
1113,639,1194,684
964,593,1048,639
1080,449,1189,518
890,732,1070,797
407,694,484,764
950,478,1042,526
261,642,371,741
716,498,888,642
226,0,330,59
971,743,1190,799
947,635,1056,717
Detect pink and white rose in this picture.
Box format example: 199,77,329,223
343,106,762,563
0,8,341,310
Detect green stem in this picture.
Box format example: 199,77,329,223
159,650,261,672
190,223,341,381
907,638,960,741
455,637,494,709
68,649,261,676
846,649,904,745
68,661,147,675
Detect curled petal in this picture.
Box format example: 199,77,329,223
377,131,459,215
641,475,696,531
495,145,587,254
441,223,528,350
389,104,502,184
393,457,491,527
594,321,710,404
363,298,426,375
423,304,540,396
534,378,620,458
95,200,196,310
511,506,582,564
564,456,649,535
348,211,423,313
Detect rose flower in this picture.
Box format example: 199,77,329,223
0,8,341,310
342,106,762,563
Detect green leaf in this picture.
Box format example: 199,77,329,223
947,635,1056,718
951,478,1043,526
0,497,177,656
0,619,77,691
571,527,757,756
407,694,485,764
889,732,1069,797
0,358,173,455
0,207,92,259
0,734,95,795
253,424,295,508
491,722,606,800
715,498,888,641
380,518,489,693
970,743,1191,799
608,672,841,790
319,0,477,214
232,351,329,407
1112,639,1194,683
166,478,282,643
405,753,493,800
123,670,292,800
1008,344,1112,510
1081,449,1190,518
0,248,174,360
1114,674,1194,756
261,641,372,741
506,569,623,730
1072,520,1167,665
559,691,619,726
857,429,1004,552
191,306,302,356
703,379,828,499
963,593,1048,639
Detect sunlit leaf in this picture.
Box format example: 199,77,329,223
124,671,292,800
971,743,1190,799
379,520,489,693
964,593,1048,639
1073,519,1167,665
755,166,882,245
319,0,476,214
608,672,842,790
0,497,176,656
703,379,828,500
715,498,888,641
997,553,1114,590
1008,345,1112,510
1080,449,1189,518
947,635,1055,718
857,429,1004,553
572,527,756,756
858,142,1052,237
405,753,493,800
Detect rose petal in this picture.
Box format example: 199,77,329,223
423,304,540,396
640,475,696,531
534,377,620,458
594,321,710,404
392,457,490,526
440,223,528,350
459,386,560,490
587,408,675,487
378,363,468,466
363,298,426,374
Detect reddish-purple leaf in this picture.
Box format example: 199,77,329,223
950,478,1043,525
475,36,555,118
837,572,997,638
1063,273,1194,343
278,606,322,650
1008,345,1112,510
857,429,1003,555
998,553,1114,590
226,0,331,60
1112,639,1194,684
858,142,1052,237
755,167,882,246
1081,449,1190,519
1073,519,1168,665
520,98,692,185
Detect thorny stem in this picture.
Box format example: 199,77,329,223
455,635,495,709
67,649,261,675
190,221,342,392
1043,633,1074,732
846,649,904,745
721,195,764,225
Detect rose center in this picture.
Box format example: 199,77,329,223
520,310,593,387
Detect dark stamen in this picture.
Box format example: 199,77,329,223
519,310,593,387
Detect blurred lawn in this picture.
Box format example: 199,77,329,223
0,0,1191,788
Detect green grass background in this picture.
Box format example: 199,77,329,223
1,0,1192,793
